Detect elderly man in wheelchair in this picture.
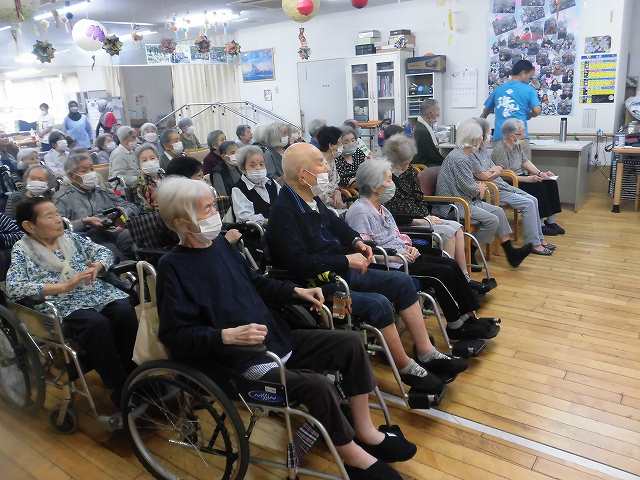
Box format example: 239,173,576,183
5,197,138,414
153,176,415,480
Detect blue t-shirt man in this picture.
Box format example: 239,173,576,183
483,60,541,141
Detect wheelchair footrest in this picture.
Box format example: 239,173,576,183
452,339,487,358
407,385,445,409
481,277,498,292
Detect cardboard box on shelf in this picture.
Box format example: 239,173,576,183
389,29,411,36
358,30,381,38
356,44,377,55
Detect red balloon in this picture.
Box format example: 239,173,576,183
297,0,315,16
352,0,368,8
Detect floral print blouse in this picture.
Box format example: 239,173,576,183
136,173,160,211
336,149,367,187
385,168,431,219
6,232,128,319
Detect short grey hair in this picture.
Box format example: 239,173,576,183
473,117,491,142
206,130,225,149
17,147,38,164
157,176,214,236
383,134,417,166
64,151,91,174
309,118,327,137
135,143,159,160
356,159,391,197
116,125,135,143
160,128,179,146
23,164,48,182
502,118,524,137
177,117,193,130
252,124,269,145
140,122,157,135
420,99,439,116
266,122,290,147
340,126,357,140
236,145,264,171
456,120,483,149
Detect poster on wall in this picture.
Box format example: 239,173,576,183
145,43,230,65
579,53,617,104
488,0,580,116
240,49,275,82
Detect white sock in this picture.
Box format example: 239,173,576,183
418,349,449,363
399,359,427,377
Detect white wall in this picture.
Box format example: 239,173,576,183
119,66,174,124
237,0,631,135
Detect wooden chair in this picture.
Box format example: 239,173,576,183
93,163,110,184
498,170,520,241
187,148,210,163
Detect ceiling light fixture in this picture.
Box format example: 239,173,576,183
0,26,12,32
5,68,43,78
34,1,88,21
174,9,240,29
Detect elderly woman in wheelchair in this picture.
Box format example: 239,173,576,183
153,176,415,480
345,159,500,349
5,197,138,411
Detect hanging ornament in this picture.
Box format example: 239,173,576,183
224,39,241,57
194,33,211,54
37,18,50,34
282,0,320,23
32,39,56,63
131,31,143,42
102,34,122,56
351,0,368,8
51,8,61,27
0,0,39,23
10,26,19,53
72,18,106,51
297,27,310,60
160,37,177,54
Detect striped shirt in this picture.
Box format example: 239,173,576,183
470,148,518,193
0,213,22,249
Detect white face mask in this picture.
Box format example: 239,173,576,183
69,107,79,113
378,183,396,204
305,170,330,197
26,180,49,197
143,132,158,143
56,139,68,151
105,141,116,152
335,146,344,158
186,126,195,135
342,143,358,156
280,136,289,146
246,168,268,185
80,171,99,189
225,154,238,166
172,141,184,154
198,212,222,240
141,159,160,175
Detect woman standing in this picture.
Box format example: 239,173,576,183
63,101,92,149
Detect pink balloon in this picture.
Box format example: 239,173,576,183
297,0,314,16
352,0,368,8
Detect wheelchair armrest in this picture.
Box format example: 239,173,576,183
17,294,46,308
224,344,268,355
108,260,138,276
399,225,435,235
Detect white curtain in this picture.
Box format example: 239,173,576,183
103,65,122,97
171,63,241,146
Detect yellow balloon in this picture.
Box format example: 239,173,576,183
282,0,321,23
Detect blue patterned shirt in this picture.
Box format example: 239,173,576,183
6,232,128,319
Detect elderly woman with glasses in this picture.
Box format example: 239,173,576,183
344,159,498,342
6,197,137,407
231,145,281,224
155,176,416,480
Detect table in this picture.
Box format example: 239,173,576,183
438,140,593,212
611,146,640,213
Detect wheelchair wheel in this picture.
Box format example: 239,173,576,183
49,407,78,434
123,360,249,480
0,309,45,412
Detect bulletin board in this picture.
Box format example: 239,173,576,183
488,0,580,116
579,53,617,104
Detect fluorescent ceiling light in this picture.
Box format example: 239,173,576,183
15,53,37,64
174,9,239,29
102,21,156,26
0,26,11,32
34,1,88,21
121,30,158,42
5,68,43,78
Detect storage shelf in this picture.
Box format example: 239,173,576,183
352,72,368,75
378,96,395,100
377,69,394,73
407,94,433,98
353,98,369,101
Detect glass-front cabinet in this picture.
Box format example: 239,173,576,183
346,51,412,124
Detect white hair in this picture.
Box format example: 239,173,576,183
473,117,491,142
382,134,417,166
157,176,214,236
135,142,159,160
252,124,269,145
17,148,37,164
235,145,264,171
265,122,290,147
356,159,391,197
309,118,327,137
116,125,135,143
140,122,157,135
456,120,483,149
64,151,91,174
502,118,524,137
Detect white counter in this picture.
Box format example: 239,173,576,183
438,140,592,152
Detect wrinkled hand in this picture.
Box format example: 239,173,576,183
492,165,504,175
294,287,325,312
83,216,104,228
221,323,268,346
225,229,242,244
64,270,95,292
404,246,421,262
477,182,487,197
86,261,103,281
354,240,374,262
426,215,443,225
346,253,370,274
333,190,346,209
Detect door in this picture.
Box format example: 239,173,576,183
297,58,347,136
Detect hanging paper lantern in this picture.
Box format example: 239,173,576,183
72,18,107,51
32,40,56,63
160,37,177,54
194,33,211,54
352,0,368,8
282,0,320,23
102,34,122,56
0,0,39,23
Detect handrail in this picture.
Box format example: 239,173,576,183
155,101,301,131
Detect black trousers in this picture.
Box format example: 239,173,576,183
63,299,138,394
262,329,376,447
407,254,479,323
519,180,562,219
